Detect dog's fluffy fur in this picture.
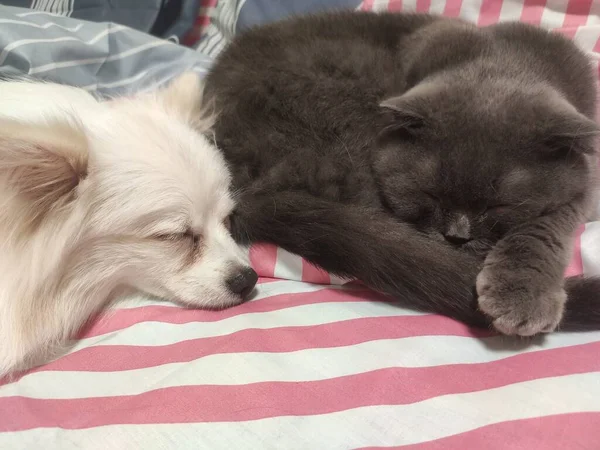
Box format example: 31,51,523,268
0,73,253,377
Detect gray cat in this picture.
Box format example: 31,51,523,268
204,11,600,335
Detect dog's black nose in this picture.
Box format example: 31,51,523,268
226,267,258,299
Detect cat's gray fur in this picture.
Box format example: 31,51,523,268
204,11,600,335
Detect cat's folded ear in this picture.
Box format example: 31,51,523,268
543,110,599,156
379,82,441,136
379,95,426,136
540,93,600,156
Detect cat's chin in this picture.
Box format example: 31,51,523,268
422,230,493,258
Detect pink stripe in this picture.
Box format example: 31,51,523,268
477,0,503,26
3,341,600,431
360,413,600,450
361,0,376,11
37,315,492,373
593,37,600,91
555,0,592,38
182,0,217,45
387,0,403,11
77,287,381,338
416,0,431,13
520,0,547,25
563,0,593,27
197,0,217,27
594,34,600,53
442,0,464,17
565,224,585,277
301,259,331,284
249,243,278,278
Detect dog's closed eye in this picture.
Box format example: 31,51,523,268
155,229,201,252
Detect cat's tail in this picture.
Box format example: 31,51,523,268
232,190,490,327
561,276,600,331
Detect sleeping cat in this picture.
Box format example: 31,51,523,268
204,11,600,335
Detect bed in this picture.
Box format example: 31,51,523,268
0,1,599,448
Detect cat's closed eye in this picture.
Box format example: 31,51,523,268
485,204,511,214
423,191,440,202
422,190,511,215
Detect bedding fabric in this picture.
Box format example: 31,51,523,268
0,5,213,95
1,1,600,449
0,0,201,41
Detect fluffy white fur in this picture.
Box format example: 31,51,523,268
0,73,252,377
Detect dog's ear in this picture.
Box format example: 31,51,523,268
0,119,88,227
157,71,214,132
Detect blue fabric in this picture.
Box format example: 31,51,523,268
1,0,200,40
236,0,361,31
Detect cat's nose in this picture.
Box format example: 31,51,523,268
226,267,258,299
443,233,471,246
444,213,471,246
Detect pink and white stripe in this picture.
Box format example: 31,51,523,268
1,1,600,449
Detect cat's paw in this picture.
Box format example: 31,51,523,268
476,267,566,336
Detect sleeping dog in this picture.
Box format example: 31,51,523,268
0,72,257,377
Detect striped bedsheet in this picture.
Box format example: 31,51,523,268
1,1,600,449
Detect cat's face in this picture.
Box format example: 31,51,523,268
373,79,597,256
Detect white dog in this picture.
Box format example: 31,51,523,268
0,72,257,377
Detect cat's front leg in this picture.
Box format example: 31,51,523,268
476,205,582,336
